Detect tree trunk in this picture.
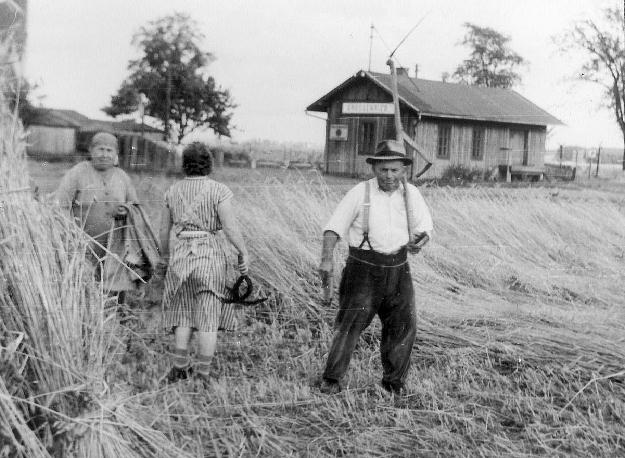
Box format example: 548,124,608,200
620,120,625,171
622,134,625,171
164,66,171,142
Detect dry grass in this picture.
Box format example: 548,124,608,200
0,97,191,456
13,139,625,455
94,168,625,456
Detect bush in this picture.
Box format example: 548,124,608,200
217,147,250,164
440,164,484,184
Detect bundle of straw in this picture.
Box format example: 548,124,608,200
0,65,190,457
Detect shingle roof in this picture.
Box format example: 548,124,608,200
307,70,563,126
29,108,90,128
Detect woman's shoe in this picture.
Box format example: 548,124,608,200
165,365,193,383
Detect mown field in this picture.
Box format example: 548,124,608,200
11,158,625,456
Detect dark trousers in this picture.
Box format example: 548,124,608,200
323,247,416,390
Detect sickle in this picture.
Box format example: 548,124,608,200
226,275,268,305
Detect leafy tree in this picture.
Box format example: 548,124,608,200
103,13,235,143
452,23,526,89
560,6,625,170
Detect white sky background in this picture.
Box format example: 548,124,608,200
25,0,623,149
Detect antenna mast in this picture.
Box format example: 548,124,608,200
368,23,374,71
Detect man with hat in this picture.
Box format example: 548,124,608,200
55,131,139,261
318,139,433,395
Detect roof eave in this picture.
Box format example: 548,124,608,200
306,70,422,114
306,73,363,112
420,112,565,126
363,71,421,115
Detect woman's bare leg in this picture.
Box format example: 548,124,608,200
196,331,217,377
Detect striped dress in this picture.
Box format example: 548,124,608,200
161,177,238,332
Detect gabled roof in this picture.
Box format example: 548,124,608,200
29,108,91,128
307,70,563,126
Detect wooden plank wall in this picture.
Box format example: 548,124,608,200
529,129,546,167
411,121,547,179
118,135,180,173
27,126,76,157
326,79,392,176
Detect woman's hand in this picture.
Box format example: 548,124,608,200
115,205,128,220
237,253,249,276
155,257,169,277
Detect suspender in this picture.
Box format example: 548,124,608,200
358,180,413,251
358,181,373,250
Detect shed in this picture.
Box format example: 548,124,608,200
27,109,89,159
76,119,164,153
307,69,563,179
26,107,164,159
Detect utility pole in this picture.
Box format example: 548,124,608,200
595,145,601,177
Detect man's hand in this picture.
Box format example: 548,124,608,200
407,232,430,254
318,259,334,304
318,260,333,284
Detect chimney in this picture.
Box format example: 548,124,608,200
396,67,409,77
414,64,419,79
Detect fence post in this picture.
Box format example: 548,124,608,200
214,149,224,168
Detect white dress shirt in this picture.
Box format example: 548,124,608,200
324,178,433,254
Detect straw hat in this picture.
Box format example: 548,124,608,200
365,139,412,165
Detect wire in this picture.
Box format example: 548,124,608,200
389,12,431,58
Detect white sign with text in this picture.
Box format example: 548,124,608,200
342,102,394,115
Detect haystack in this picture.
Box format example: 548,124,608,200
0,69,189,458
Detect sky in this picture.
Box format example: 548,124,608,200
25,0,623,149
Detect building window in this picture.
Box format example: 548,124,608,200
437,124,451,159
471,127,485,160
358,120,376,156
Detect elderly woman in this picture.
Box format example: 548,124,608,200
55,131,138,259
159,142,248,382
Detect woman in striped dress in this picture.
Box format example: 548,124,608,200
159,143,248,382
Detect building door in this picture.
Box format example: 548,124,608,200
358,120,377,157
509,129,529,165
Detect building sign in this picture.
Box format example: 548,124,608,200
329,124,348,141
342,102,394,115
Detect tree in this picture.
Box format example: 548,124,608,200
103,13,235,143
7,77,37,126
560,6,625,171
0,0,35,125
452,23,526,89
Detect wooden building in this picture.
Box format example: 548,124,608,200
27,107,163,159
27,109,90,159
307,69,562,179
